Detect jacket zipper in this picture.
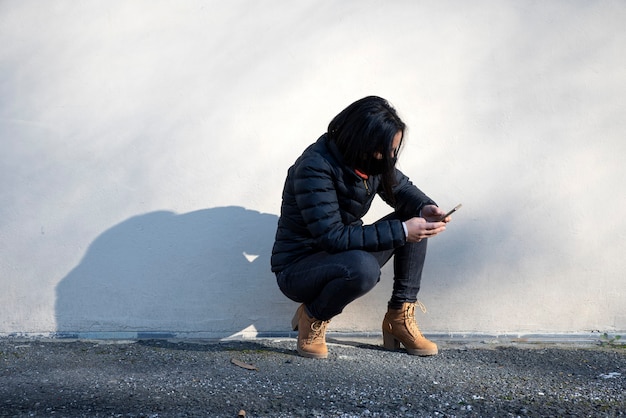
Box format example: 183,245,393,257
354,169,371,196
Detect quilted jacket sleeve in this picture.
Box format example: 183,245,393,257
293,156,406,253
381,169,437,219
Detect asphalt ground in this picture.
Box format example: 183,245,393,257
0,337,624,417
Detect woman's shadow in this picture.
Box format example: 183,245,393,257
55,206,294,338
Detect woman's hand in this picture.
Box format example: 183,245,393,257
404,216,446,243
421,204,451,223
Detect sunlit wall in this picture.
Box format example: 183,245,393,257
1,0,624,338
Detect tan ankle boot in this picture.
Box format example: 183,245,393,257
291,304,330,359
382,302,438,356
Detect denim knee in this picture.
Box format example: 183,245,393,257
344,251,381,295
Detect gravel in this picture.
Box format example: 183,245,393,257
0,337,624,417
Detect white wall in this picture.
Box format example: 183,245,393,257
1,0,624,338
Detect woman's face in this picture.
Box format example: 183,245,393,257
373,131,403,160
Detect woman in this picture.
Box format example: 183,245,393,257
271,96,450,359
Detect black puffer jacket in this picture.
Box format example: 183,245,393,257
271,134,436,273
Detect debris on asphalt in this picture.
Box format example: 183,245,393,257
0,338,624,417
231,358,259,371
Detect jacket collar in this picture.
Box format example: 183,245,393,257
321,134,363,180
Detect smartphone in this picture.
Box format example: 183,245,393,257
439,204,462,221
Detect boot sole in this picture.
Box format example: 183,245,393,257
297,348,328,359
406,347,438,356
383,332,438,356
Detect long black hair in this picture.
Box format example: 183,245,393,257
328,96,406,202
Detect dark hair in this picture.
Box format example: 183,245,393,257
328,96,406,202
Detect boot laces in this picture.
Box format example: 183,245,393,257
416,300,428,314
405,302,427,338
308,320,330,343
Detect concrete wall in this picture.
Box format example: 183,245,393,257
1,0,624,338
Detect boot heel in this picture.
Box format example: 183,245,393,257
291,305,303,331
382,332,400,350
291,312,299,331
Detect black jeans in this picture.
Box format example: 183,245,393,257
275,215,428,321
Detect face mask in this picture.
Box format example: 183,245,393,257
364,156,397,175
367,159,387,175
